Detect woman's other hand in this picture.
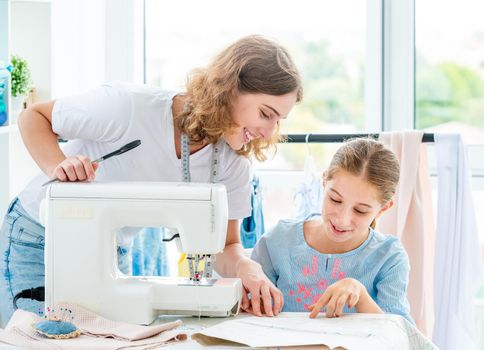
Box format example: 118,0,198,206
237,259,284,317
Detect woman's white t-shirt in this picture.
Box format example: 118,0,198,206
18,82,252,233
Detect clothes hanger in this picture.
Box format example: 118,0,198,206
305,133,312,156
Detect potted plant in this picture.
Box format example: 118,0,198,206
10,54,31,121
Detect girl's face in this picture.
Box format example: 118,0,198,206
224,91,298,150
321,170,393,249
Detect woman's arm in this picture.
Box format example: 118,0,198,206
18,101,64,176
215,219,283,317
18,101,97,181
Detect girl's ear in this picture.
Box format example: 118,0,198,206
374,200,394,220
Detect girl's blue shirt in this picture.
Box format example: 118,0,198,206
250,219,414,323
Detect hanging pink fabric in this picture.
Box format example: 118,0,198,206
377,131,435,337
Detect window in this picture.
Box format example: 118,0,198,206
145,0,368,171
144,0,372,261
144,0,484,256
416,0,484,144
416,0,484,256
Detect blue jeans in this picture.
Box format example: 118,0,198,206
0,198,45,327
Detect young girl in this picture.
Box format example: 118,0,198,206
0,35,302,324
251,138,413,322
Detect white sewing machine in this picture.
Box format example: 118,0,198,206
43,182,242,325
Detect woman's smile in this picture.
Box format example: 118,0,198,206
243,127,257,144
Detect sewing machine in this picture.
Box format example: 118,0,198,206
43,182,242,325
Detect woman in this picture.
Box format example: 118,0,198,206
0,35,303,324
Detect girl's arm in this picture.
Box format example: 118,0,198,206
355,285,384,313
374,253,413,323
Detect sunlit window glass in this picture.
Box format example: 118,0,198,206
145,0,367,170
416,0,484,145
416,0,484,257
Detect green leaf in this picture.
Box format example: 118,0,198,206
10,54,31,98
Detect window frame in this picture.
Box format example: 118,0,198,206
105,0,484,178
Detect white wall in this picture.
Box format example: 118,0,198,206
0,0,11,219
1,0,145,218
0,1,52,218
11,0,51,101
51,0,144,98
50,0,105,97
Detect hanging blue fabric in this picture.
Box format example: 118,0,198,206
240,175,265,248
131,227,170,276
131,232,144,275
293,153,323,220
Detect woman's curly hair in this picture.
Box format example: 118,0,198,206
175,35,303,161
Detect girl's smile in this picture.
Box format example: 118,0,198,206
329,221,352,238
305,169,393,254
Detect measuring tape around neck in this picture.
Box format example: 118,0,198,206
181,133,220,183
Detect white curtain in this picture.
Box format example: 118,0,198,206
433,133,484,349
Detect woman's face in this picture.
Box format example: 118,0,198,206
224,91,298,150
321,170,392,248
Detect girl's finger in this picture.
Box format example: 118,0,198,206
348,293,359,309
309,291,331,318
325,296,338,318
334,294,348,317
